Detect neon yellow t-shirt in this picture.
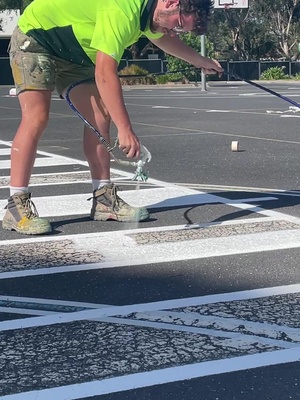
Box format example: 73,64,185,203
18,0,162,65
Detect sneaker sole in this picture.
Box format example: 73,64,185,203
2,220,52,235
92,210,150,222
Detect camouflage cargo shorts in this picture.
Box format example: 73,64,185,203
9,26,95,95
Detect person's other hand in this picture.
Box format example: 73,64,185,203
202,59,223,77
118,128,141,158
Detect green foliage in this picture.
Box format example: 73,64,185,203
253,0,300,59
166,57,196,81
166,33,215,81
156,73,189,84
119,66,189,85
292,73,300,80
167,72,186,82
2,0,300,63
208,8,251,60
118,64,156,85
0,0,32,12
207,0,300,60
260,66,289,80
156,75,170,84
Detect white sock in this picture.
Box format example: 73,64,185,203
92,179,111,191
10,186,29,196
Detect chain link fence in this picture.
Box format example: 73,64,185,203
119,59,300,81
2,58,300,85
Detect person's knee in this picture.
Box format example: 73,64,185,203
21,108,49,135
19,90,52,134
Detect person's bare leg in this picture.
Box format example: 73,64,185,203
68,82,149,222
10,90,52,187
2,90,53,234
68,82,111,182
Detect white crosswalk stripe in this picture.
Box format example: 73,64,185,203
1,139,300,399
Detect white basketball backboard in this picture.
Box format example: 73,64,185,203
213,0,249,9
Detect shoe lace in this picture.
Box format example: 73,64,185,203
22,196,39,219
87,184,128,210
110,185,127,210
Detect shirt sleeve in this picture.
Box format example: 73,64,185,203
90,8,164,63
90,9,139,63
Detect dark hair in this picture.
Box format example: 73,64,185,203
180,0,214,35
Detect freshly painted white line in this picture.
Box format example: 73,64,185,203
0,217,276,246
0,148,10,155
0,283,299,332
115,310,299,345
206,110,232,113
0,140,12,146
1,218,300,279
133,121,300,145
0,187,213,219
2,283,300,312
224,199,300,223
0,232,299,280
125,93,286,99
0,179,91,190
0,295,109,309
0,182,279,220
127,102,265,115
0,171,89,180
1,349,300,400
0,307,54,315
266,110,284,114
0,171,140,190
3,305,294,348
101,317,297,349
173,182,291,193
0,155,82,169
288,106,300,112
0,141,299,282
174,183,300,200
0,141,89,167
1,139,189,185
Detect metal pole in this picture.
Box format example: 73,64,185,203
201,34,206,91
19,0,24,13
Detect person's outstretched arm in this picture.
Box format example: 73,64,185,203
150,35,223,76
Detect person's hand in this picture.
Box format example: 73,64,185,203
202,58,223,77
118,127,141,158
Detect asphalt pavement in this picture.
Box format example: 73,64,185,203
0,80,300,400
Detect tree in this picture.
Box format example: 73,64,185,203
166,33,215,80
2,0,300,61
207,4,275,61
253,0,300,59
208,6,254,60
208,0,300,60
0,0,32,13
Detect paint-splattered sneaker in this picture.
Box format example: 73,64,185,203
2,192,52,235
89,183,149,222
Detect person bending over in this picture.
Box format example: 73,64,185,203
3,0,223,235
